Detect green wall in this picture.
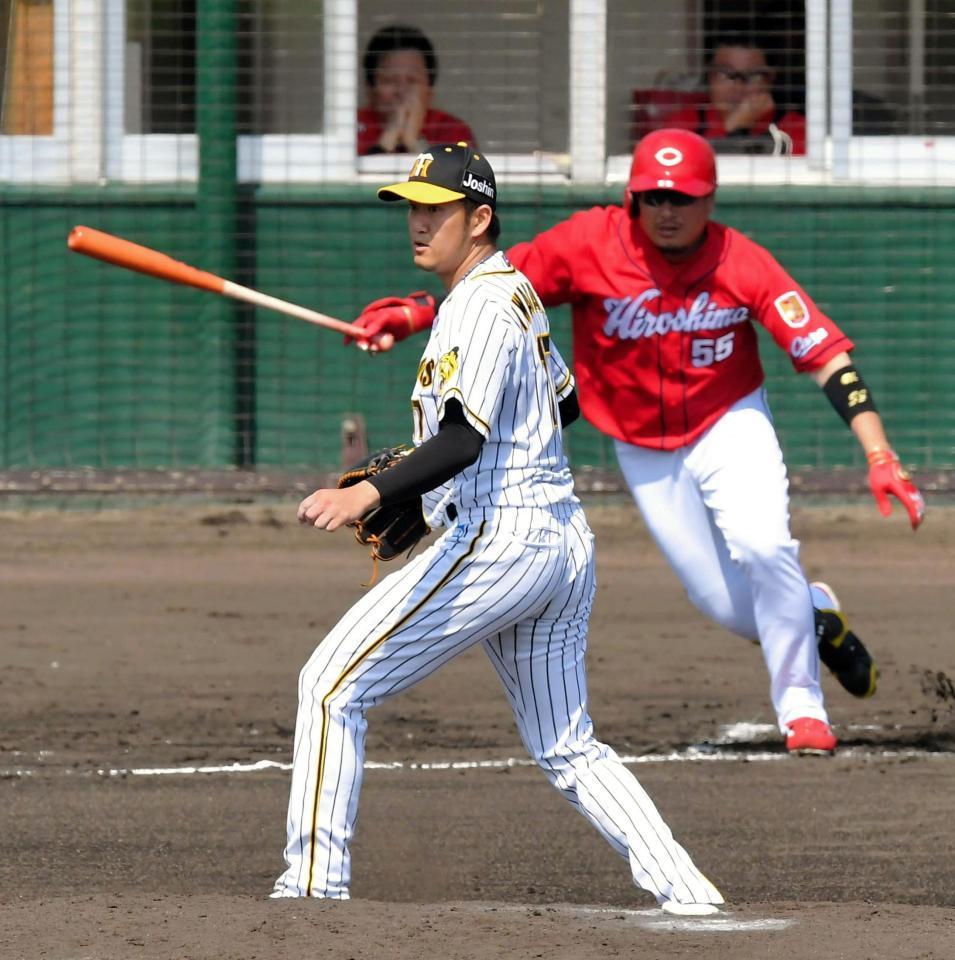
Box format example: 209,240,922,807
1,184,953,471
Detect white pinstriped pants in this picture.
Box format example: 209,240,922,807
273,501,723,907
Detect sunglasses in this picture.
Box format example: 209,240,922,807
711,67,773,85
639,190,699,208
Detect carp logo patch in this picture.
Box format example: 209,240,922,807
655,147,683,167
437,347,460,391
774,291,810,328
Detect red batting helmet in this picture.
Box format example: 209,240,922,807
629,129,717,197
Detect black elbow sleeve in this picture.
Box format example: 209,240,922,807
559,390,580,428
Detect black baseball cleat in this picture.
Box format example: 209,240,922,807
812,581,878,698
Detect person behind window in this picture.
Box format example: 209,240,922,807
358,25,476,156
663,35,806,156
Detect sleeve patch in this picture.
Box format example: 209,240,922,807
774,290,810,328
437,347,460,393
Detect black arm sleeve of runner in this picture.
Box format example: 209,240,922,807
367,399,484,505
559,389,580,428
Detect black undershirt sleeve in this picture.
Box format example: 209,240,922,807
559,389,580,428
367,399,485,505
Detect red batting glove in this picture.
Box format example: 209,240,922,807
345,291,436,352
866,448,925,530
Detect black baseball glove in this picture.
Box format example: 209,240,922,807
337,446,431,570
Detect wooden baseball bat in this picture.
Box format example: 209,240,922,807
67,225,369,339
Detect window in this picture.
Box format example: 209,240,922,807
854,0,955,136
607,1,701,158
125,0,325,135
116,0,342,182
608,0,955,185
356,0,569,180
0,0,65,182
1,0,54,134
1,1,953,186
818,0,955,182
125,0,195,134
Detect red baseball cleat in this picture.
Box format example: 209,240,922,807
785,717,837,755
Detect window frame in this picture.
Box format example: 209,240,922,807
1,0,952,187
606,0,955,188
105,0,357,183
0,0,81,183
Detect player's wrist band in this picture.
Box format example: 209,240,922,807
822,364,878,425
865,447,897,466
400,291,439,334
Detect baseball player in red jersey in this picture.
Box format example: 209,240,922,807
350,129,925,755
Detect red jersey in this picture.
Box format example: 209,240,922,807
507,206,852,450
665,104,806,155
357,107,476,156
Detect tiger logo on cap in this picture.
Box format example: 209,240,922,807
409,152,434,179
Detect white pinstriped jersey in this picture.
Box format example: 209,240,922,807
411,251,576,524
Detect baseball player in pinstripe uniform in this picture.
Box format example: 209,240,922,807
271,143,724,915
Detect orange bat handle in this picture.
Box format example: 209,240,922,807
68,225,225,295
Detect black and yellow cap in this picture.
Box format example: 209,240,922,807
378,142,497,210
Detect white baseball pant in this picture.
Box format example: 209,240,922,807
614,387,828,731
273,502,723,907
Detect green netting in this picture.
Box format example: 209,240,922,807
0,196,231,467
1,184,952,471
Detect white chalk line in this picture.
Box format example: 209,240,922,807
1,722,950,779
492,903,794,933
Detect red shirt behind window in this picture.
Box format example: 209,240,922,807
357,107,476,155
664,103,806,155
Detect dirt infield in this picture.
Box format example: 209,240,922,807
1,499,953,959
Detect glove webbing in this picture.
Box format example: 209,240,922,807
350,515,426,586
352,520,384,586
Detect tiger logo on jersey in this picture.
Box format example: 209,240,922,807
774,291,810,328
437,347,460,392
